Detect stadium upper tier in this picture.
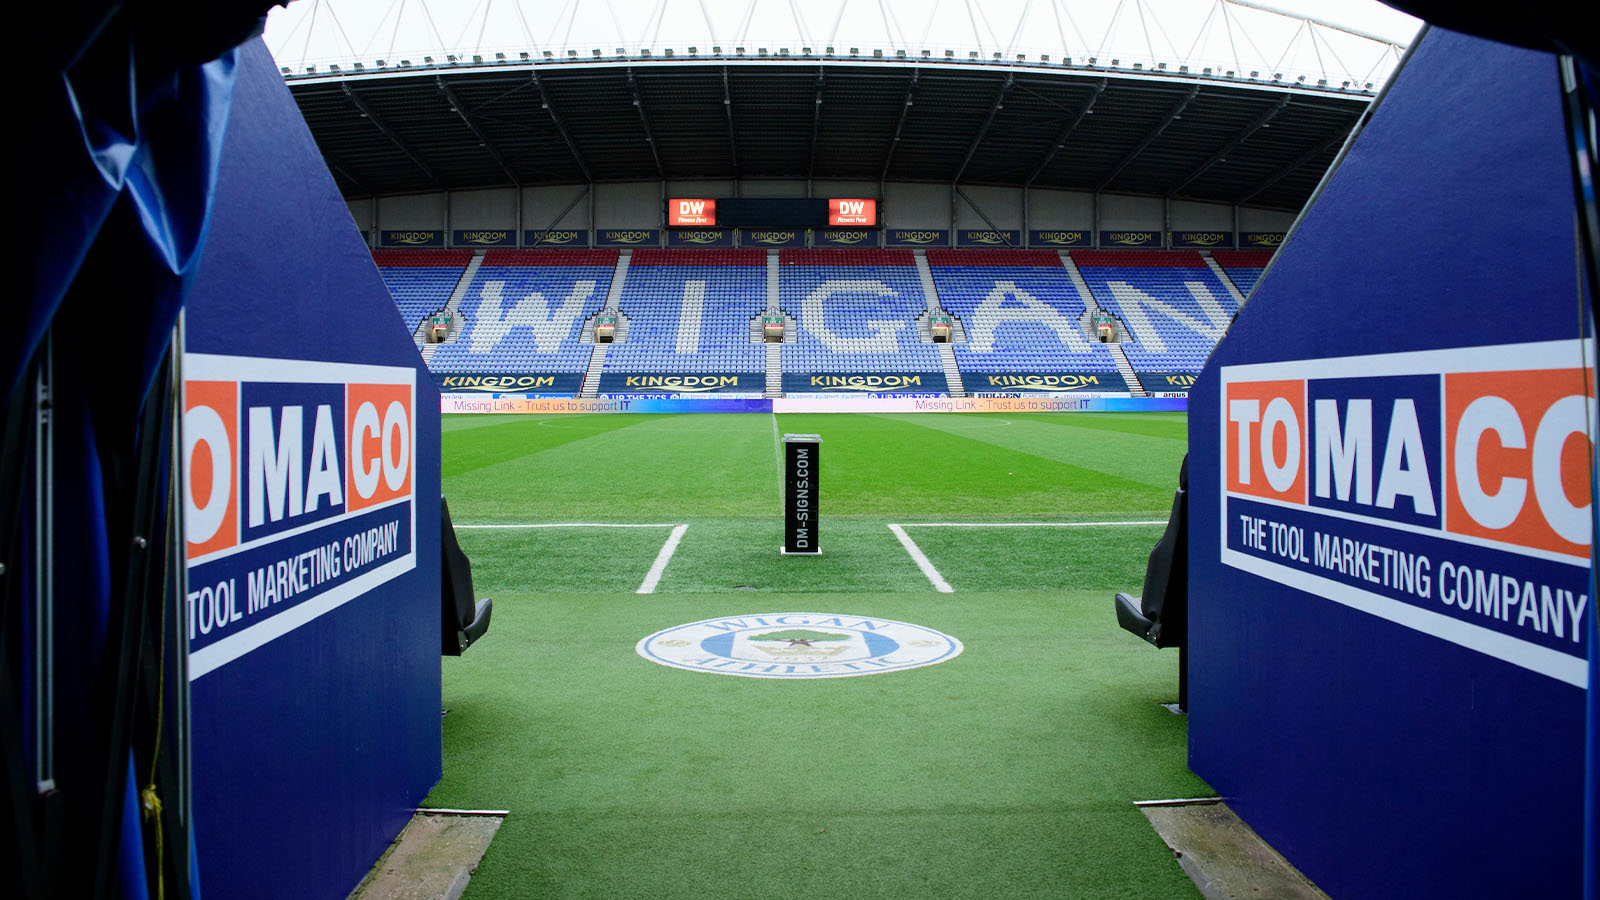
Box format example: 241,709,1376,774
271,0,1408,212
377,247,1258,391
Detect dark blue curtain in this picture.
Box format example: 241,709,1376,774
9,3,278,898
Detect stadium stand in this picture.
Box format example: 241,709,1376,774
374,247,1243,394
371,249,472,334
601,249,765,382
927,249,1119,375
427,249,617,382
1071,250,1238,374
1211,249,1275,297
779,249,941,387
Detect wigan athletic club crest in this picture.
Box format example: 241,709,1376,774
637,613,963,679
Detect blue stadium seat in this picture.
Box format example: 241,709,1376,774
780,249,939,374
928,249,1117,374
603,249,765,375
1072,250,1240,374
429,250,617,374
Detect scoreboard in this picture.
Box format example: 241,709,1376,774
668,197,877,227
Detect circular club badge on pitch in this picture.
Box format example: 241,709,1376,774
637,613,962,679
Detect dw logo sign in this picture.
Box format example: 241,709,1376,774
1221,340,1594,687
182,354,417,680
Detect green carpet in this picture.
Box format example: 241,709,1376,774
427,412,1209,899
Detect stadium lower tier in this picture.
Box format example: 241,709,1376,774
376,248,1232,394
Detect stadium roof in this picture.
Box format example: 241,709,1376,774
272,0,1411,210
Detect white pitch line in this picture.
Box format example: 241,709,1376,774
770,411,784,508
887,524,954,593
456,523,682,529
898,521,1167,528
637,524,689,594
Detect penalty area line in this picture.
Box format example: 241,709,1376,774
637,524,689,594
887,524,954,593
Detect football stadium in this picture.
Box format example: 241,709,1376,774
8,1,1600,899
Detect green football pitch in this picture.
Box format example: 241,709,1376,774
425,411,1213,899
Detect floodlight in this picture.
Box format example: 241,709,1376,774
968,51,978,59
399,59,411,67
945,49,955,58
921,49,931,58
424,56,434,63
736,46,746,55
543,50,554,58
874,49,883,58
1133,62,1143,69
897,50,906,58
689,46,697,54
593,49,602,57
330,64,340,72
280,66,291,74
664,48,674,57
447,54,457,63
1157,62,1166,69
568,49,578,58
495,52,505,61
352,62,365,71
472,55,482,63
518,52,528,60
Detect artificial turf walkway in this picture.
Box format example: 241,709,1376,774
427,412,1210,898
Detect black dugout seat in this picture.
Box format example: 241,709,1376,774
1113,454,1188,706
441,497,492,655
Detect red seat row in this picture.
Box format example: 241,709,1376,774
370,249,472,267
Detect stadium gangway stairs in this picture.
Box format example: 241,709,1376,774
1058,251,1147,393
913,250,966,398
578,250,635,397
418,250,486,366
1202,254,1247,306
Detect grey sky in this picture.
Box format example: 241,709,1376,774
266,0,1420,88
